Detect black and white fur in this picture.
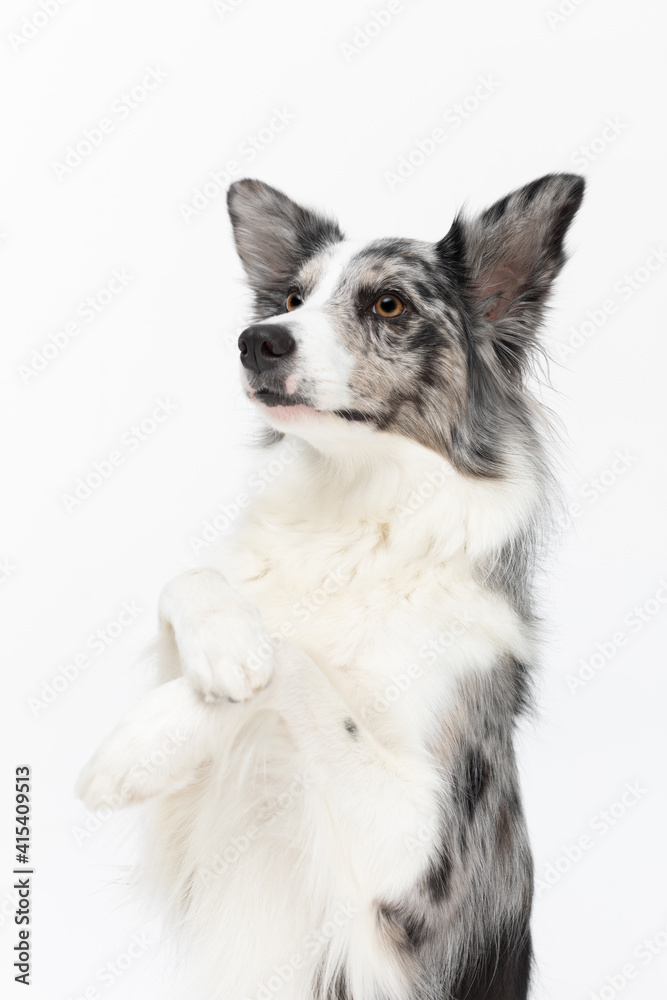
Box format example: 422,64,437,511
77,173,584,1000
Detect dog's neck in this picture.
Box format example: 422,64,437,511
248,430,542,568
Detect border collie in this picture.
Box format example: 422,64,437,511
78,172,584,1000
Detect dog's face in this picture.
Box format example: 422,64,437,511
227,176,584,475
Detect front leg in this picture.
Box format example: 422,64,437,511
77,643,439,897
77,568,276,810
76,677,224,809
158,568,274,702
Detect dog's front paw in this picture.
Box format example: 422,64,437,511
175,603,275,702
76,679,207,810
76,743,140,812
159,570,274,702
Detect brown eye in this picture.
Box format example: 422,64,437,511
373,294,404,318
286,290,304,311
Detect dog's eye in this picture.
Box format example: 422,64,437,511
373,294,405,318
286,291,304,311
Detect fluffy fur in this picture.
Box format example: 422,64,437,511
77,173,584,999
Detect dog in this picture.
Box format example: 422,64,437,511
77,172,584,999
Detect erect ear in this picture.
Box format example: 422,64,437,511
437,173,585,373
226,179,344,296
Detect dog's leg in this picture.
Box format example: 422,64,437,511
79,571,437,893
75,677,236,810
157,567,275,700
77,569,278,811
77,641,437,894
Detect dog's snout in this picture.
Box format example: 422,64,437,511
238,324,295,374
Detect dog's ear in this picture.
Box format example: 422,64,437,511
227,179,344,295
437,173,585,374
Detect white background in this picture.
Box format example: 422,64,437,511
1,0,666,998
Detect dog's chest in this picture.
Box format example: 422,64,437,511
235,516,408,638
225,511,485,685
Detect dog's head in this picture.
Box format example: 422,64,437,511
227,175,584,475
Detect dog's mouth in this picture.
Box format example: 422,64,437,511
248,386,327,425
253,389,314,409
248,385,376,426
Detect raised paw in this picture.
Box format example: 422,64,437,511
75,678,211,810
159,569,274,703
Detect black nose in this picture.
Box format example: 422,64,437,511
238,324,296,374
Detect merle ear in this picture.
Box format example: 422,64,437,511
227,179,344,296
437,174,585,372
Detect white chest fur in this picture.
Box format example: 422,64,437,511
217,431,536,744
